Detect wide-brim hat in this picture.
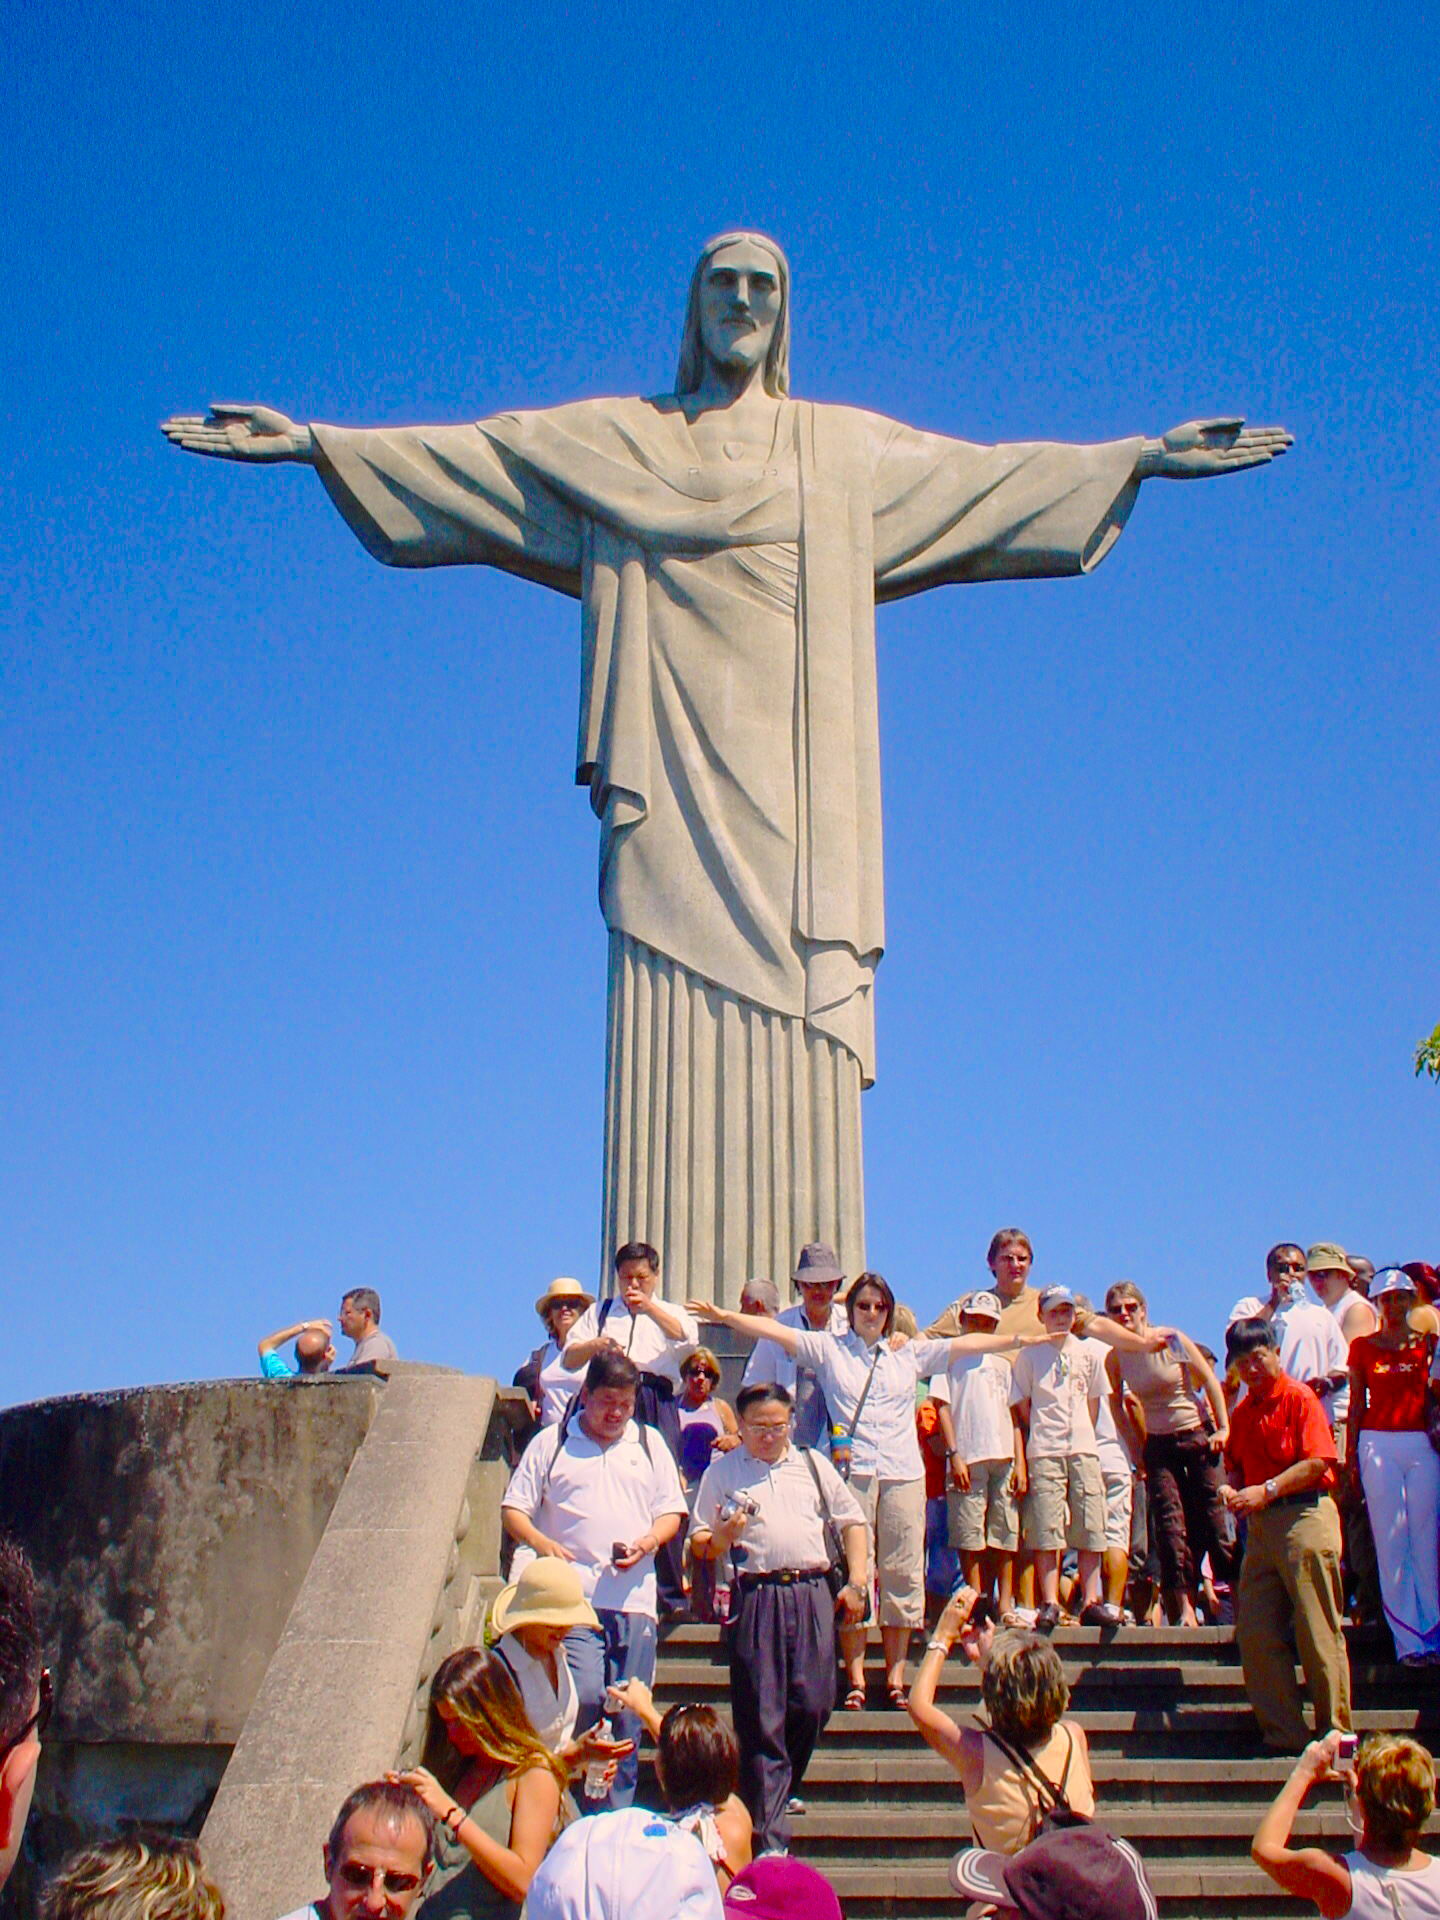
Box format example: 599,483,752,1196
491,1556,600,1636
535,1276,595,1319
792,1243,845,1286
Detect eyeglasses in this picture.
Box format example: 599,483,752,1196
336,1862,424,1897
0,1668,52,1761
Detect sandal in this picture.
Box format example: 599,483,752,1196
842,1685,866,1712
887,1686,909,1712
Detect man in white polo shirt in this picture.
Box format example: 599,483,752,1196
503,1349,689,1809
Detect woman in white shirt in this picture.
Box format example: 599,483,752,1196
1254,1730,1440,1918
514,1279,595,1427
692,1273,1034,1711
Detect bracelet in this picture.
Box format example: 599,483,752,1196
926,1638,953,1656
445,1805,466,1836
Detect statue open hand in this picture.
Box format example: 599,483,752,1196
1140,418,1293,480
160,403,312,463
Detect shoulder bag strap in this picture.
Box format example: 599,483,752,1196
848,1344,882,1441
977,1724,1071,1816
801,1447,846,1568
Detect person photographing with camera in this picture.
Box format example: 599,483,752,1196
690,1383,868,1858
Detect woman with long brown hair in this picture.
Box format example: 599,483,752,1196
391,1646,571,1920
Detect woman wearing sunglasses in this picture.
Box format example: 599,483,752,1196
392,1646,571,1920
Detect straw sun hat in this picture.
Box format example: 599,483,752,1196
534,1276,595,1319
491,1557,600,1637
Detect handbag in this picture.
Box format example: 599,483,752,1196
801,1448,871,1622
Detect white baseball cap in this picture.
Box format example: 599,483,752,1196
527,1808,723,1920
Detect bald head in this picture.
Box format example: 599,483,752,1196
296,1328,334,1373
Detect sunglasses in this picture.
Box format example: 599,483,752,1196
1,1668,52,1762
337,1862,424,1896
683,1368,718,1383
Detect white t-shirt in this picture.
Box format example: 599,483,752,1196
494,1632,580,1751
741,1301,849,1390
1272,1295,1350,1421
790,1330,952,1481
930,1352,1013,1463
537,1338,582,1427
565,1298,699,1388
1079,1336,1132,1476
502,1418,689,1617
1009,1336,1106,1461
690,1442,865,1574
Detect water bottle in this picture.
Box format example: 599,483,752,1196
831,1422,853,1479
583,1715,614,1801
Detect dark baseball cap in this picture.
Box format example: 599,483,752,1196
950,1825,1157,1920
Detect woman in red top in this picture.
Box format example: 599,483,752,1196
1348,1269,1440,1665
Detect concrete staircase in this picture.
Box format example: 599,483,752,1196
651,1623,1440,1919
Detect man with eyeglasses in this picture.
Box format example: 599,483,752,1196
0,1535,47,1895
1263,1244,1350,1432
690,1382,868,1856
277,1781,435,1920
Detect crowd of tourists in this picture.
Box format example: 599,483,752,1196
6,1228,1440,1920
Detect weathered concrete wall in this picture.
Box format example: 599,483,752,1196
199,1367,505,1920
0,1377,383,1747
0,1377,383,1746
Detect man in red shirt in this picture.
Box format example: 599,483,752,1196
1222,1317,1352,1752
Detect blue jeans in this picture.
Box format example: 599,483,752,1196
563,1612,657,1809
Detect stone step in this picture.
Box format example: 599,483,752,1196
787,1800,1357,1854
653,1657,1426,1699
824,1861,1307,1919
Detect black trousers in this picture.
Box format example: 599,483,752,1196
1144,1428,1235,1594
729,1575,837,1853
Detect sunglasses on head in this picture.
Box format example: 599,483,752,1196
337,1862,423,1896
1,1668,52,1762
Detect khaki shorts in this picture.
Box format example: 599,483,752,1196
1102,1469,1133,1554
1023,1454,1107,1552
947,1458,1020,1553
848,1473,926,1627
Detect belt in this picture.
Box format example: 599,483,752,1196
737,1567,830,1589
1267,1490,1322,1511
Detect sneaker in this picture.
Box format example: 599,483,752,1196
1035,1602,1062,1632
785,1796,806,1815
1079,1601,1125,1627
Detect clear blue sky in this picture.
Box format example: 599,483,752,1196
4,0,1436,1407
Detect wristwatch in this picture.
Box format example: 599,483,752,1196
1264,1477,1278,1504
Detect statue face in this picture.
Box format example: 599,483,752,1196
697,240,782,378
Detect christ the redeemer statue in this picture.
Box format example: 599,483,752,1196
163,231,1291,1303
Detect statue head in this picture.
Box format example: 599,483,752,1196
675,231,791,398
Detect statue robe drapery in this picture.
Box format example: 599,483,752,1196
311,398,1143,1298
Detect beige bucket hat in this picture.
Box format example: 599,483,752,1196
490,1556,600,1637
534,1276,596,1319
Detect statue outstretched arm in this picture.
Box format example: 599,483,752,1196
161,404,315,464
1136,417,1293,480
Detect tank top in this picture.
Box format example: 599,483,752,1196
677,1400,726,1484
965,1721,1095,1853
418,1772,521,1920
1115,1347,1203,1436
1343,1849,1440,1918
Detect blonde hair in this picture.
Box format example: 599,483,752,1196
1355,1734,1436,1851
421,1645,570,1799
682,1346,722,1381
981,1631,1071,1744
892,1305,918,1339
674,232,791,398
41,1837,223,1920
